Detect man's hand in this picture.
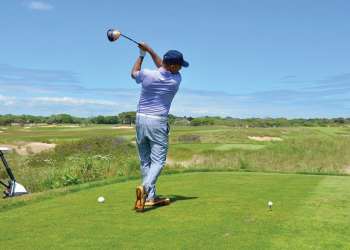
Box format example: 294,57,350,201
138,42,162,68
138,42,152,53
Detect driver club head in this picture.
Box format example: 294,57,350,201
107,29,121,42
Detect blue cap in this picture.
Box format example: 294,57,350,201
163,50,189,67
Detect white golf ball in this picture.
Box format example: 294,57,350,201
97,196,105,203
268,201,273,207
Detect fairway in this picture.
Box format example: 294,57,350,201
1,172,349,249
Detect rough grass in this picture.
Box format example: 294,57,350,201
1,125,350,195
1,137,139,192
0,172,349,249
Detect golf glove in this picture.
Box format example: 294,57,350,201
139,48,146,58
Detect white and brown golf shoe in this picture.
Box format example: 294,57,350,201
145,197,171,207
134,185,146,212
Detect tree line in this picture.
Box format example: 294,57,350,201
0,113,349,127
0,112,136,126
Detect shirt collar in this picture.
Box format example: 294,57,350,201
159,67,179,76
159,67,170,74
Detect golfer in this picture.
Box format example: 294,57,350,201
131,43,189,212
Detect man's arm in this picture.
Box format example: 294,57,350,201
131,54,144,79
139,43,162,68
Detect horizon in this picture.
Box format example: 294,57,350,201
1,112,349,120
1,1,349,118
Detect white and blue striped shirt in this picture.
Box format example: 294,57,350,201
134,67,181,116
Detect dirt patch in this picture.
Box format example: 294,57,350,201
112,126,134,129
345,166,350,174
39,125,58,127
248,136,283,142
166,155,206,168
0,131,3,133
0,142,56,156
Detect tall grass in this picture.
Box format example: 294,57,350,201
1,126,349,194
1,137,139,193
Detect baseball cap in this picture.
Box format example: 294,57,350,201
163,50,189,67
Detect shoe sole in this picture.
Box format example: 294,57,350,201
145,198,171,207
134,186,145,212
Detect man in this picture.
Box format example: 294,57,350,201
131,42,189,212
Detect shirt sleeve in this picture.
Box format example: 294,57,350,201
133,70,146,84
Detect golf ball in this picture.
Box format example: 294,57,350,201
268,201,273,207
98,196,105,203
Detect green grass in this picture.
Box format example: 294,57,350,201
0,172,349,249
1,125,349,248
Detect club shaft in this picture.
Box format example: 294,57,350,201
0,180,8,188
0,151,16,181
120,34,140,46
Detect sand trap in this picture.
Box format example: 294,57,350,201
166,155,206,168
345,166,350,174
248,136,283,142
112,126,134,129
0,142,56,156
39,125,58,128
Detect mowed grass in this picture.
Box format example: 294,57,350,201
0,172,349,249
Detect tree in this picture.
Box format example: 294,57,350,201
118,112,136,125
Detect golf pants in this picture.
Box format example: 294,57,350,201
135,113,169,199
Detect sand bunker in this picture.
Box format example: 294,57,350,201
248,136,283,142
166,155,206,168
0,142,56,156
112,126,134,129
39,125,58,128
345,166,350,174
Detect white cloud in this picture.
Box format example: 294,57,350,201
0,95,16,106
28,1,54,11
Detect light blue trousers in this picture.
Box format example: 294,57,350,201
135,113,169,200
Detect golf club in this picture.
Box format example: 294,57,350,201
0,147,28,198
107,29,141,46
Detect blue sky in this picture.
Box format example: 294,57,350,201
0,0,349,118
